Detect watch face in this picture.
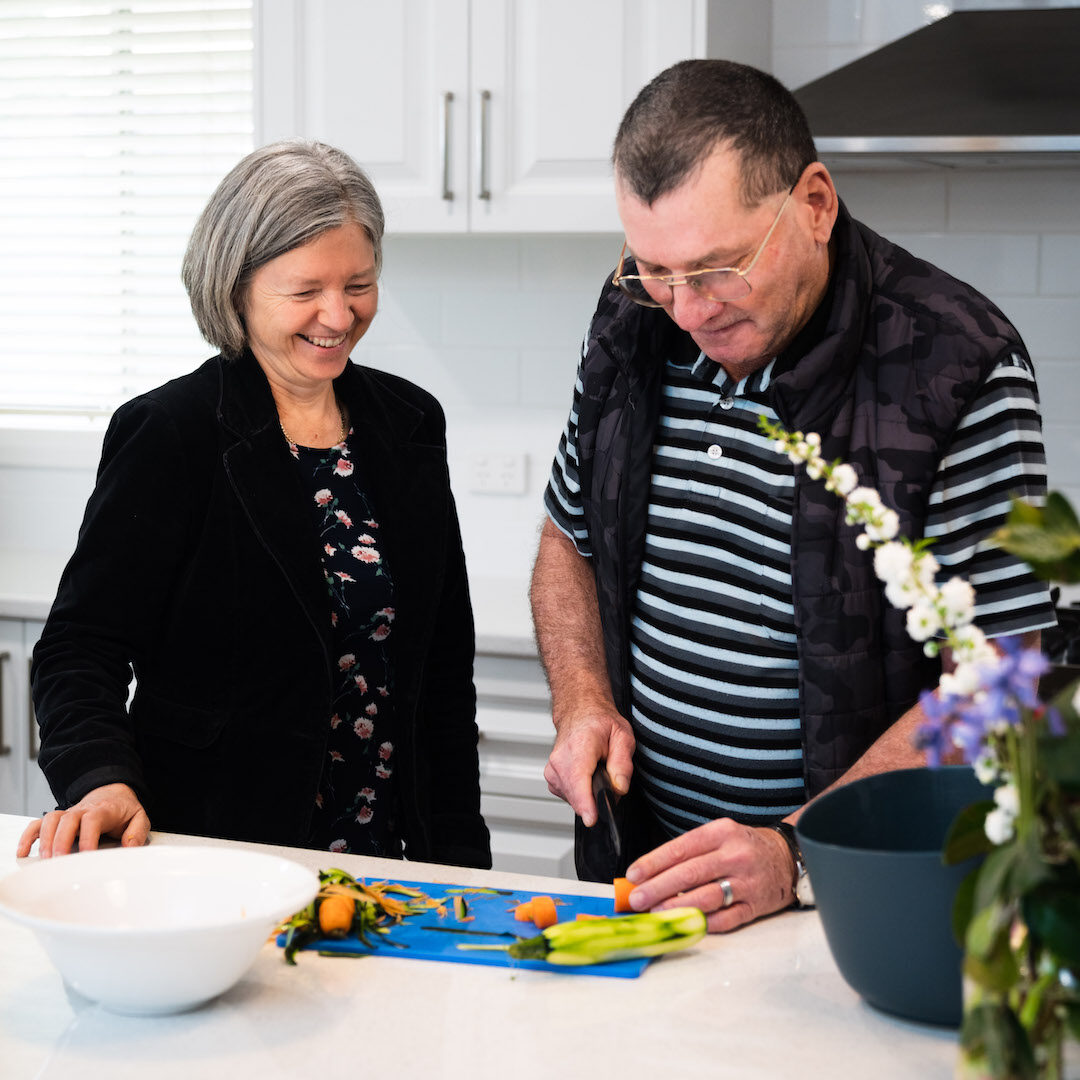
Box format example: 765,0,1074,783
796,872,815,908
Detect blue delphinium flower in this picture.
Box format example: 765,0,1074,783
916,689,963,768
980,635,1050,712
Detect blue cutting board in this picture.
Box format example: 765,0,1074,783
276,877,650,978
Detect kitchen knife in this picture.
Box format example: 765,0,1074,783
591,763,623,864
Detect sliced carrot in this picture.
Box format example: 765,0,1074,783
575,912,607,920
318,894,356,936
529,895,558,929
513,900,534,922
613,876,634,913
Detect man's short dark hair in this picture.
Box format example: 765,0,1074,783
613,59,818,208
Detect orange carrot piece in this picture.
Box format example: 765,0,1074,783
514,901,534,922
613,877,634,913
530,895,558,929
575,912,607,920
318,894,356,936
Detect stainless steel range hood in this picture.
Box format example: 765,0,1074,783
792,8,1080,167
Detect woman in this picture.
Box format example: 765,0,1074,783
17,140,491,869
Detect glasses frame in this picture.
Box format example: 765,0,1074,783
611,184,796,308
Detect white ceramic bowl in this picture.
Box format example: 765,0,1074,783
0,844,319,1015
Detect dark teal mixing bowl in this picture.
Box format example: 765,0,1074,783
796,766,990,1026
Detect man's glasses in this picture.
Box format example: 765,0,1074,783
611,187,794,307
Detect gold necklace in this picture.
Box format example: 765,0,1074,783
279,403,347,448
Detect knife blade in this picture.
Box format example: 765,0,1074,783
591,763,623,864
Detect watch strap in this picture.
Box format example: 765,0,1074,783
767,821,809,908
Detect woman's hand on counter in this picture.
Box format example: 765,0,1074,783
16,783,150,858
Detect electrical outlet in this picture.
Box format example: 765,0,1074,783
468,452,528,495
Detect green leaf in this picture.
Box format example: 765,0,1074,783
1012,842,1055,898
952,865,981,945
961,1000,1037,1080
944,800,994,865
992,493,1080,583
965,904,1018,991
1022,887,1080,968
973,845,1022,912
1039,727,1080,791
1043,490,1080,532
965,942,1021,995
1066,1003,1080,1042
975,830,1053,905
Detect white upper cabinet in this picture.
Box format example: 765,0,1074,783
255,1,768,233
465,0,703,233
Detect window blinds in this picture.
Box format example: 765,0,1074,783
0,0,253,422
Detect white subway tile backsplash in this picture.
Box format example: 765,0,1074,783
998,297,1080,362
829,170,948,232
519,348,581,410
442,288,595,351
859,0,939,47
771,0,863,49
382,235,521,290
1036,360,1080,427
363,288,445,348
774,44,868,88
888,233,1039,297
445,408,569,581
361,345,520,411
519,236,619,292
1042,424,1080,497
1039,236,1080,297
948,170,1080,233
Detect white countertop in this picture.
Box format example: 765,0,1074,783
0,814,961,1080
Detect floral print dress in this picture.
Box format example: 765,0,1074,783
287,428,400,857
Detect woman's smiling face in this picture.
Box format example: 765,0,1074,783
241,222,378,393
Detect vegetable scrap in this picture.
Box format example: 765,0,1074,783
445,887,514,896
511,895,561,929
317,894,355,936
276,868,444,964
420,926,517,938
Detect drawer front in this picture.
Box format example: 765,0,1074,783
475,649,574,877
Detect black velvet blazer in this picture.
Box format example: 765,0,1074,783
32,352,491,869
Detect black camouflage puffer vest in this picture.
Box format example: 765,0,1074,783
575,201,1028,846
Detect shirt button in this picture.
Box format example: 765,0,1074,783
707,444,723,460
719,397,735,410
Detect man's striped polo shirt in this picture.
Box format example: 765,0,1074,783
544,347,1054,838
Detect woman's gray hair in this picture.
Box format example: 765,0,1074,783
182,139,385,360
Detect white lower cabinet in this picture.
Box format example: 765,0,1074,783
474,650,574,877
0,618,52,817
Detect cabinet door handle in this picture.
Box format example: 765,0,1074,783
0,651,10,756
441,91,454,201
28,658,38,761
477,89,492,200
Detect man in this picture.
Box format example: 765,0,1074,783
531,60,1054,932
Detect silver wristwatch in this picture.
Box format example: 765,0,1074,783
768,821,815,908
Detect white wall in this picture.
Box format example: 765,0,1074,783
3,0,1078,611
